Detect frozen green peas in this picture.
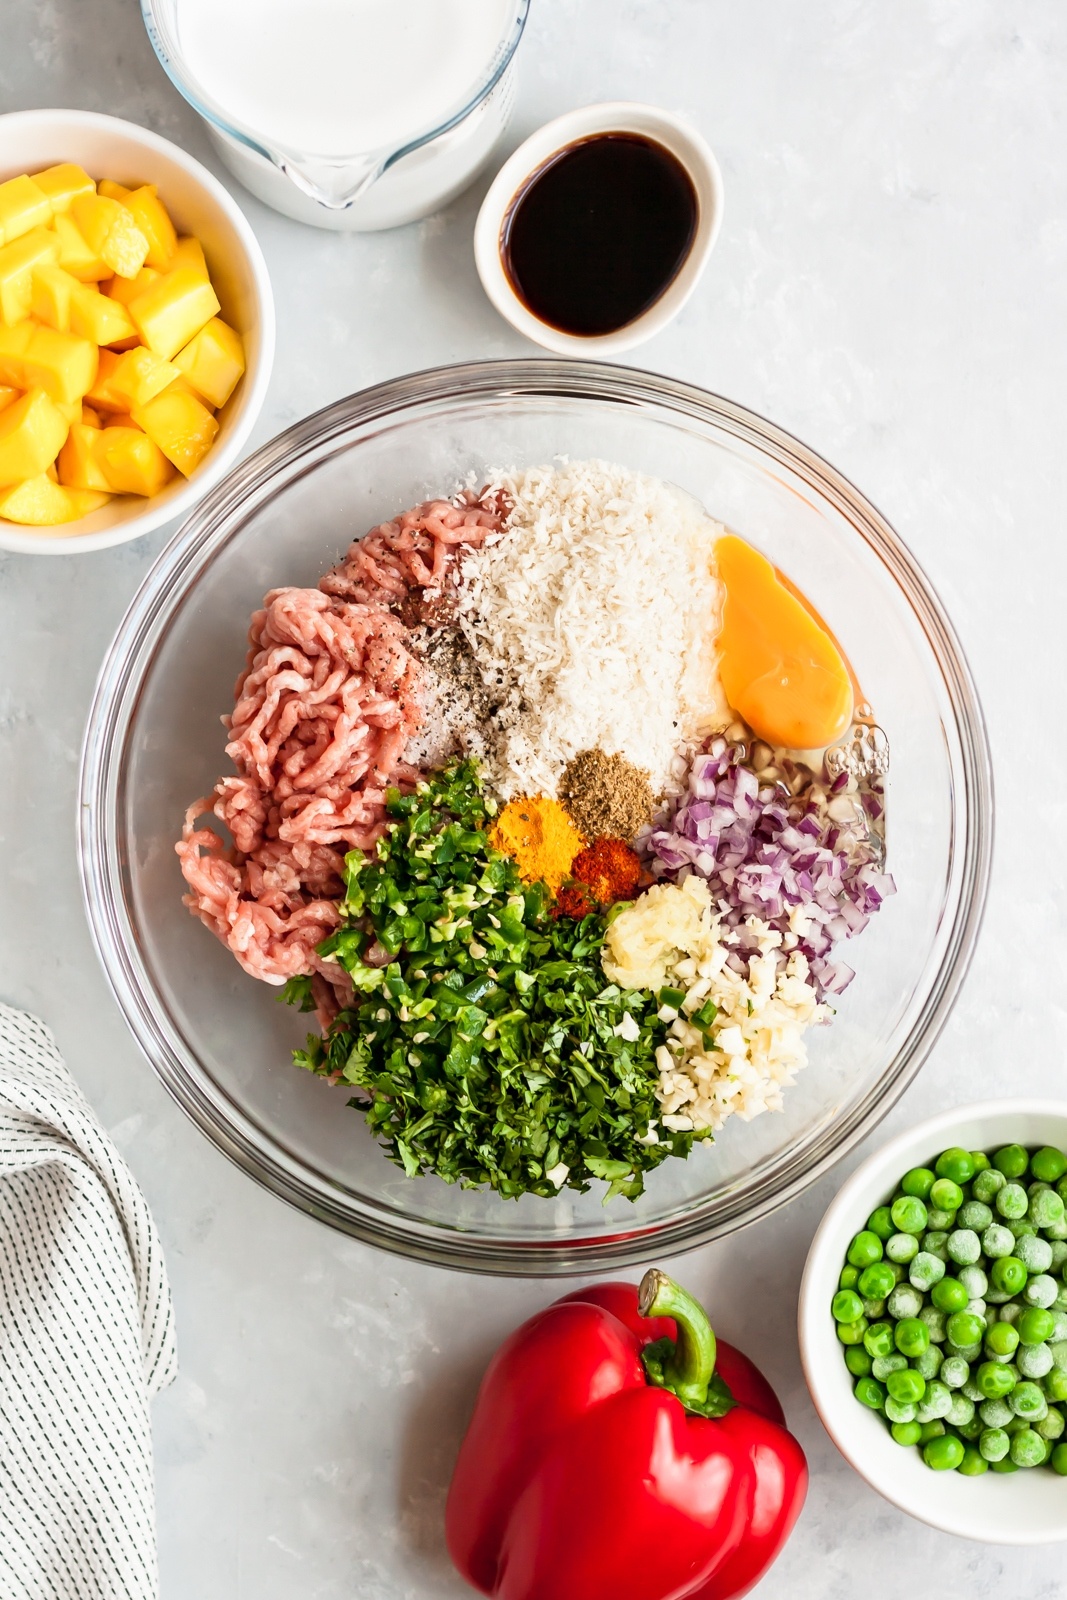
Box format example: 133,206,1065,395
837,1140,1067,1475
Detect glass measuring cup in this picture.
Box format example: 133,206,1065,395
141,0,530,231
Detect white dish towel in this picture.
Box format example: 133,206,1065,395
0,1004,177,1600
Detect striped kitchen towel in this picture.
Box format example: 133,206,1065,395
0,1004,177,1600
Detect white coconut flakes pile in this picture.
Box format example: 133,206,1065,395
456,459,728,800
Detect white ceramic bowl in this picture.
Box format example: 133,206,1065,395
474,102,723,356
800,1100,1067,1543
0,108,274,556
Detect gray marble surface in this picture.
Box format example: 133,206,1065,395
2,2,1066,1595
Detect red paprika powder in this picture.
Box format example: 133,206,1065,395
554,836,642,918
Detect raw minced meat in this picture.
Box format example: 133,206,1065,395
176,590,421,990
176,494,507,1019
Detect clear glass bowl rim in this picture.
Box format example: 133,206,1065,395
78,357,994,1276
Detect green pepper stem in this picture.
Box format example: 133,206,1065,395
639,1268,718,1410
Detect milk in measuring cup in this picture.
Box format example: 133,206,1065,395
168,0,523,229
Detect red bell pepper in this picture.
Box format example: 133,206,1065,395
446,1269,807,1600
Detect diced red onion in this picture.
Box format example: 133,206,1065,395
642,744,894,1002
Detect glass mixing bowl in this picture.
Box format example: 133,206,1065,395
79,360,992,1275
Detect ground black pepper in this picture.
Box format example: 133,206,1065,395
403,625,502,771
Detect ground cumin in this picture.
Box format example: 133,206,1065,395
489,795,585,894
559,748,655,844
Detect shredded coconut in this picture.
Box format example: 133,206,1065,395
602,874,827,1133
457,460,728,799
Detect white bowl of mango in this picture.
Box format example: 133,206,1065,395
0,109,274,554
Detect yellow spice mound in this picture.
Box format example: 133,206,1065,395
489,795,585,895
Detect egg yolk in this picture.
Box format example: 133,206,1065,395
715,534,854,750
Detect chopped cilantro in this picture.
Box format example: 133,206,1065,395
286,760,707,1199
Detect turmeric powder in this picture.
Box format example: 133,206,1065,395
489,795,585,894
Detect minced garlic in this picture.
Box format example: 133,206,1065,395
603,875,827,1133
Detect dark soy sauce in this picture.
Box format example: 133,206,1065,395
501,133,698,337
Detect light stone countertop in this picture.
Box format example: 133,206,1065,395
2,2,1066,1595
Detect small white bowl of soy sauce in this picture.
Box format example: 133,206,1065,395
474,101,723,355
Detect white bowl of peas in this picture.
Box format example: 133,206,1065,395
799,1101,1067,1542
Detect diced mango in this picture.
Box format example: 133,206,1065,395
0,175,52,246
173,317,244,409
0,472,109,524
71,194,150,279
0,320,32,379
170,236,209,280
158,374,200,401
69,284,137,347
0,388,72,484
131,386,218,476
53,213,110,281
0,168,231,512
96,425,175,496
57,421,112,491
128,266,220,361
29,326,99,404
31,261,79,330
32,164,96,216
34,273,135,346
107,346,180,409
0,323,98,406
105,267,159,307
86,349,125,410
102,278,148,346
0,229,60,325
120,186,177,271
0,322,32,386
